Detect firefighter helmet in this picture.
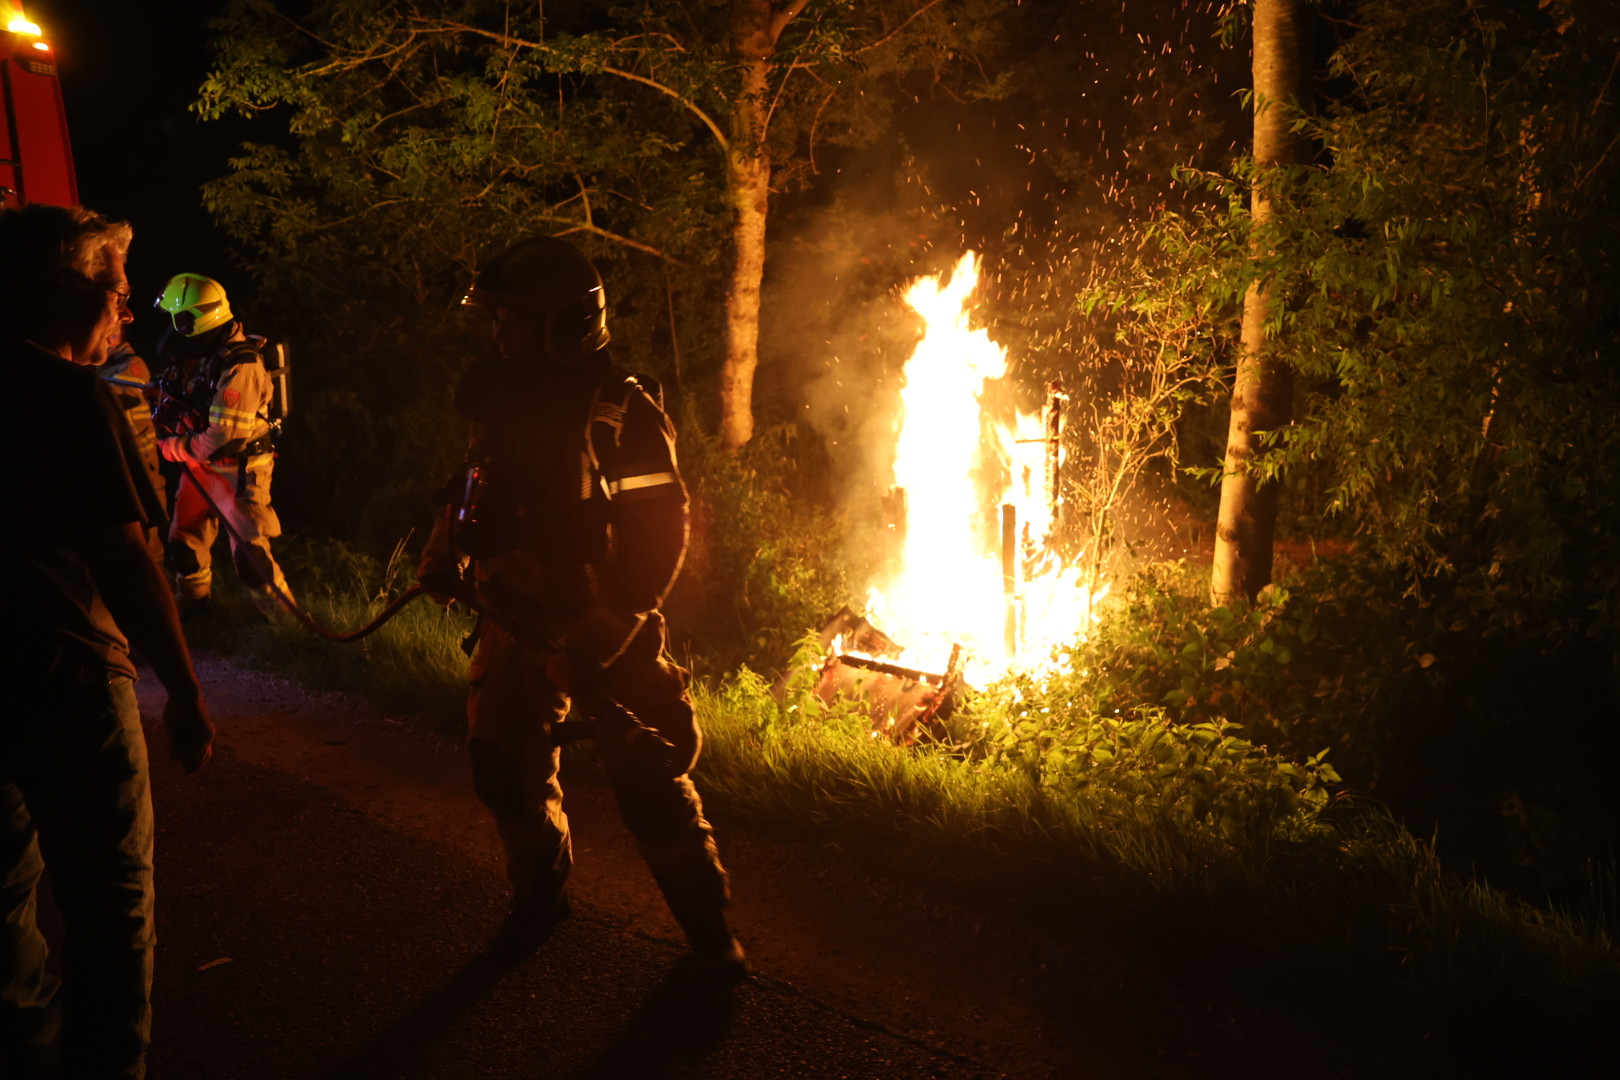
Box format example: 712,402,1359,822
155,273,233,337
461,235,610,359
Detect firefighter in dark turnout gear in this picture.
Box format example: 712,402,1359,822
151,273,292,615
418,236,743,974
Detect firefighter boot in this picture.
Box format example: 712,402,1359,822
489,878,572,964
673,907,748,981
173,571,211,619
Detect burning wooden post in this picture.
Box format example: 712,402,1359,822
1044,380,1067,534
1001,502,1019,658
999,381,1070,663
882,485,908,545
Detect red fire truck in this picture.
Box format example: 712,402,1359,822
1,2,77,208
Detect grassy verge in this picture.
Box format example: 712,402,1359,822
186,561,1619,1062
181,567,474,729
693,670,1617,1046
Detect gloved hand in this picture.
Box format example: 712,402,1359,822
417,565,466,607
159,436,187,464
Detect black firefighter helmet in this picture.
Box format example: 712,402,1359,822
461,235,610,361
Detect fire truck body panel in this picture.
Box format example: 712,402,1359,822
1,5,78,209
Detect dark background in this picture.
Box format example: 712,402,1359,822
32,0,247,352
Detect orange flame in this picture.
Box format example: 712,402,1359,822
866,253,1105,683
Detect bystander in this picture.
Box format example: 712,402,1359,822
0,204,214,1080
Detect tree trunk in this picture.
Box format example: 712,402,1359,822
720,0,804,451
1211,0,1304,603
721,46,770,450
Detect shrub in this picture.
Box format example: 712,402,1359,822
1038,556,1620,907
668,419,854,675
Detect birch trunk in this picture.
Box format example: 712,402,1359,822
1211,0,1303,602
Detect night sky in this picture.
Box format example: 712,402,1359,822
29,0,248,349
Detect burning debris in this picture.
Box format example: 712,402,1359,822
809,607,964,744
865,253,1106,684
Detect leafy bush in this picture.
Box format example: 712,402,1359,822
668,419,854,675
959,673,1340,852
1036,556,1620,907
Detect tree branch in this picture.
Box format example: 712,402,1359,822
408,18,732,152
598,63,730,151
551,221,681,262
853,0,950,57
770,0,814,42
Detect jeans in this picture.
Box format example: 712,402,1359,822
1,671,155,1079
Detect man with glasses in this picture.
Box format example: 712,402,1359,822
151,272,292,616
0,203,214,1079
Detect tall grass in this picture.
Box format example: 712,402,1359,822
691,668,1616,1031
189,546,1619,1054
182,538,474,727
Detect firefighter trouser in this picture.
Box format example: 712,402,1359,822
166,458,291,606
465,613,730,932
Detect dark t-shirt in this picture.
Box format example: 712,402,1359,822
5,340,165,678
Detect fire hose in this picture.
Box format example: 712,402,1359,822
173,465,669,754
175,464,417,641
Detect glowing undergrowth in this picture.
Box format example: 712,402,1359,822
193,541,1618,1039
689,641,1617,1031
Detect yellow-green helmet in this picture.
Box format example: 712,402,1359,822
155,273,233,337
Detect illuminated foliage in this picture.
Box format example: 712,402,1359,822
196,0,1010,453
1096,0,1620,617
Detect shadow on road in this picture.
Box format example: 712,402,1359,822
318,952,511,1080
562,958,737,1080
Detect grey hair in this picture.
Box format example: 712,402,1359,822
0,202,132,281
59,205,133,279
0,204,134,343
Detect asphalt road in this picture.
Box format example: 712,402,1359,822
144,761,1000,1080
81,653,1571,1080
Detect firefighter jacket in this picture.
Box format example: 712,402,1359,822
158,336,275,469
422,355,687,669
99,342,165,509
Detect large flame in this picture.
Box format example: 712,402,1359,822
866,252,1105,683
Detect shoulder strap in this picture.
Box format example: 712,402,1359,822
208,338,263,386
583,375,639,478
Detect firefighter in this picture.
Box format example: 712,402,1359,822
100,332,167,560
152,273,292,616
417,235,744,976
